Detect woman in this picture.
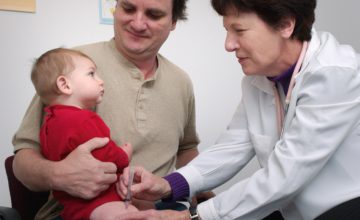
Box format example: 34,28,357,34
119,0,360,219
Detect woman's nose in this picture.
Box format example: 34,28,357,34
225,32,238,52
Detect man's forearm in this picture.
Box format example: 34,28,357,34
13,148,54,191
176,148,199,168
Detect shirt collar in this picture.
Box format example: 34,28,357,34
109,38,159,82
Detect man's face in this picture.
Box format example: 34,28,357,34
114,0,176,61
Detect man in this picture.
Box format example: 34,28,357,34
12,0,199,219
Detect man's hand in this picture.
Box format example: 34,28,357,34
51,137,118,199
117,166,171,202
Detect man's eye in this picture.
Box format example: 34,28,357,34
123,7,135,13
121,3,135,14
88,71,95,76
147,14,161,20
146,11,164,20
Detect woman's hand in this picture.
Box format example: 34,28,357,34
117,166,172,201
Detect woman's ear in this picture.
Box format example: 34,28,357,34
56,75,72,95
280,17,296,39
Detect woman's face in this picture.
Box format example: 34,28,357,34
223,11,290,77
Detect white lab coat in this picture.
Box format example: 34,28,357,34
177,30,360,219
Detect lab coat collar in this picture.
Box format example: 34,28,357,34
302,28,321,72
250,76,274,95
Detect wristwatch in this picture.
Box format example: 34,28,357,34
189,205,200,220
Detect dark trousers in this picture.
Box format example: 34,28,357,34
261,197,360,220
263,211,284,220
315,197,360,220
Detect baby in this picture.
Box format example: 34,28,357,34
31,48,137,219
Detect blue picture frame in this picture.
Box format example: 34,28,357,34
99,0,116,25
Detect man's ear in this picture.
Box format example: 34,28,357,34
280,17,296,39
56,75,72,95
171,21,177,31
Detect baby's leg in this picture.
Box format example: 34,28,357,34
90,201,138,220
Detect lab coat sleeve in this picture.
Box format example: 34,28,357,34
177,99,256,200
180,67,360,220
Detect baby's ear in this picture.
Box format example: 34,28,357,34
56,75,72,95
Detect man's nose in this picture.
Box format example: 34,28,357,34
130,13,147,31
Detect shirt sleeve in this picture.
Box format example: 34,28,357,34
178,79,200,152
12,95,44,152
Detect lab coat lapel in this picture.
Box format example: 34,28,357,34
283,30,320,131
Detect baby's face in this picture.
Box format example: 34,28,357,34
67,56,104,109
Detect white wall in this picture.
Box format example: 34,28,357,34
0,0,359,207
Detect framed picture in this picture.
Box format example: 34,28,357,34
0,0,36,13
99,0,116,25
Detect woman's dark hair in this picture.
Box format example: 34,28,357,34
211,0,316,41
173,0,188,21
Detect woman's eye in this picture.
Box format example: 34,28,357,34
234,29,247,36
88,71,95,77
